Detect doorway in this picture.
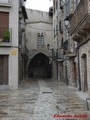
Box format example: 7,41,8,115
0,55,8,85
72,60,76,86
28,53,52,79
81,54,88,91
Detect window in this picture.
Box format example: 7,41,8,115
41,33,44,45
56,0,58,10
37,33,44,45
54,28,55,37
60,0,62,9
53,0,55,14
37,33,41,45
59,21,61,32
59,20,63,33
56,25,58,35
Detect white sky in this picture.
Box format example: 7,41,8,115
25,0,53,12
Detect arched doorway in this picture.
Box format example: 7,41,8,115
81,53,88,91
28,53,52,79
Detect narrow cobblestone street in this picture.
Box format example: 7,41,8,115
0,79,90,120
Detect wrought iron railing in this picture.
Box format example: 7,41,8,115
52,49,63,60
0,27,12,43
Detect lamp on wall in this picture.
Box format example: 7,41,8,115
65,20,69,27
64,16,70,28
47,44,50,50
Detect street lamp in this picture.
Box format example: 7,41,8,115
47,44,50,50
64,16,69,28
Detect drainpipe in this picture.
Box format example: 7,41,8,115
65,64,68,85
77,44,81,91
56,0,59,81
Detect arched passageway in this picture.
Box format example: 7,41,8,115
28,53,52,79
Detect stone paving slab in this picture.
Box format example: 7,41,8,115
0,79,90,120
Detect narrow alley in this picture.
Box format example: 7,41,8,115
0,79,90,120
0,0,90,120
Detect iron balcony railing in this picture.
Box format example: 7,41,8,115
52,49,63,60
70,0,89,35
0,27,12,43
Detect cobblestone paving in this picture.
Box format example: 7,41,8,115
0,79,90,120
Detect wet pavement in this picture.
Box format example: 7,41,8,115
0,79,90,120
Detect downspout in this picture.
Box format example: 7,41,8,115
56,0,59,81
76,0,81,91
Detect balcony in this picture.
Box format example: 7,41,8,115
0,27,12,46
70,0,90,36
63,40,76,57
0,0,12,7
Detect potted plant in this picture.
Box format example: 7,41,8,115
4,29,10,42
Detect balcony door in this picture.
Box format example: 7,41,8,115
0,12,9,28
0,12,9,39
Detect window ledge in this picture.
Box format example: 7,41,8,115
0,3,12,7
0,42,12,47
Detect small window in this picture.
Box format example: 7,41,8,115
56,0,58,10
54,28,55,37
56,25,58,35
59,20,63,34
53,0,55,14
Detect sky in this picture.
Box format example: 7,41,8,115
25,0,53,12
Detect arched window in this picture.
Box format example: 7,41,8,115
37,33,44,45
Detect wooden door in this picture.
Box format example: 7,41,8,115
84,56,88,91
0,56,3,85
0,56,8,85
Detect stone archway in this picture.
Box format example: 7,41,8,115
81,53,88,91
28,53,52,79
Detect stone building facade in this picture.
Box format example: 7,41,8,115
63,0,90,93
26,9,53,79
69,0,90,92
52,0,90,93
53,0,64,82
0,0,27,89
